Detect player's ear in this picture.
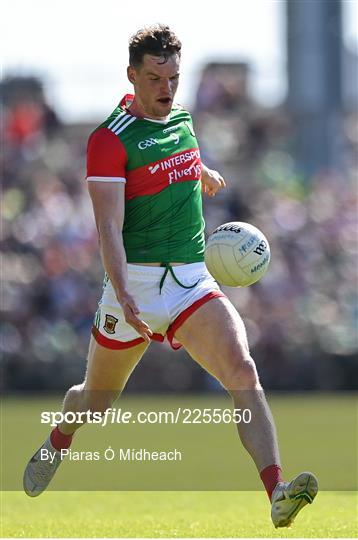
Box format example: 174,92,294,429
127,66,136,85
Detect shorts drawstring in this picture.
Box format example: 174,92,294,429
159,263,200,294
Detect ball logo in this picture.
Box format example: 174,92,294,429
251,254,269,274
205,221,270,288
253,241,267,255
138,138,158,150
213,224,241,234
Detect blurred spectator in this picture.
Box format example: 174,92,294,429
1,73,357,392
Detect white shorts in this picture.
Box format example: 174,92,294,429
92,262,225,350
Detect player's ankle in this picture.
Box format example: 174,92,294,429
50,426,74,451
260,464,283,501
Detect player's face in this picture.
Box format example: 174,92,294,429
129,53,180,119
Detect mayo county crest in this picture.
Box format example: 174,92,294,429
104,314,119,334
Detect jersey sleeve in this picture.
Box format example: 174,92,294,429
86,127,127,182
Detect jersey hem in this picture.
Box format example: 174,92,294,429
125,256,205,264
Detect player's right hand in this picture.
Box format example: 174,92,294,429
117,291,153,343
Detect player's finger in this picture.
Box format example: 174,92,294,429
136,319,153,335
124,307,153,339
130,323,152,343
141,329,152,343
136,323,153,343
127,310,151,331
130,321,152,343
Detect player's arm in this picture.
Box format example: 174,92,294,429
201,162,226,197
86,128,153,342
88,182,152,343
88,180,128,295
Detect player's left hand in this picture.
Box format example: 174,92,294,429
201,166,226,197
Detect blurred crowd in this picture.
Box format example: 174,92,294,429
1,73,357,391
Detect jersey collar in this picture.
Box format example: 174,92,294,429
120,94,135,109
119,94,170,124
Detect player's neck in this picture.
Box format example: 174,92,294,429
127,97,169,122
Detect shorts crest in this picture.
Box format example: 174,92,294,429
103,314,119,334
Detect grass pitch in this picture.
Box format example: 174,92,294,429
1,393,357,537
1,490,356,538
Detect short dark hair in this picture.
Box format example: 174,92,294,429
129,24,181,68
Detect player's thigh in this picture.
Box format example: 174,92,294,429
84,335,148,393
174,296,251,384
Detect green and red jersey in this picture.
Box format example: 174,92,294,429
86,94,205,263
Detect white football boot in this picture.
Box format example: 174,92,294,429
23,437,63,497
271,471,318,528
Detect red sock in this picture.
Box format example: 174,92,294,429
50,426,73,451
260,464,283,501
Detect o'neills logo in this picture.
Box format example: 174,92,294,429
213,224,242,234
103,314,118,334
163,125,180,134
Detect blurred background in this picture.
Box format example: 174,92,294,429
1,0,357,392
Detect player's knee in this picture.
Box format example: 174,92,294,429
66,384,116,415
221,355,259,392
65,383,85,408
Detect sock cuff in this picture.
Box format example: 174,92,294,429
50,426,73,451
260,463,282,477
260,464,283,501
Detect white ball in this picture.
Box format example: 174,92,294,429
205,222,271,287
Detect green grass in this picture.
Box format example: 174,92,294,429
1,394,357,537
1,490,356,538
2,394,357,491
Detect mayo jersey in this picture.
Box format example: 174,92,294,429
86,94,205,263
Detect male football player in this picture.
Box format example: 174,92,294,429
23,24,318,528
